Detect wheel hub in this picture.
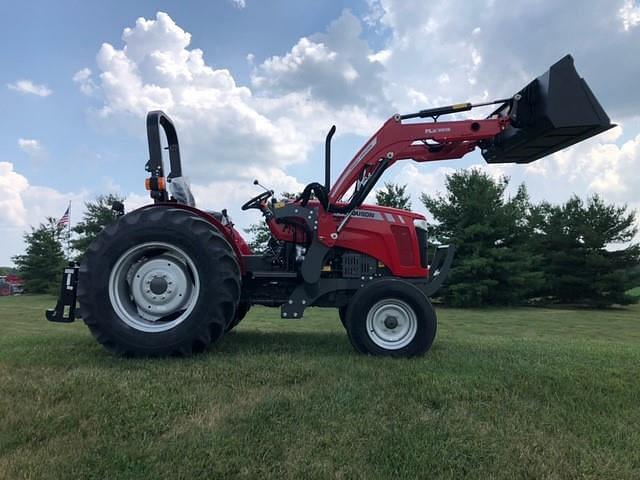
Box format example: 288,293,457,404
129,255,191,320
149,276,168,295
365,299,418,350
384,315,399,329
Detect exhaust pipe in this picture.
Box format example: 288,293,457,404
482,55,614,164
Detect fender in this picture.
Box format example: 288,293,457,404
137,203,251,271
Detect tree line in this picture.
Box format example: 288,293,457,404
11,173,639,306
11,195,123,295
380,172,639,307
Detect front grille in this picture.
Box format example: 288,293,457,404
391,225,414,266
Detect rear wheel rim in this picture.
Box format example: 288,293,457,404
365,298,417,350
108,242,200,333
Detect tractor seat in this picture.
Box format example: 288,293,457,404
208,211,223,222
169,177,196,207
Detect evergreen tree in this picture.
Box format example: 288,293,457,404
421,169,543,307
375,182,412,210
532,195,639,306
244,223,272,254
71,194,124,259
12,218,68,294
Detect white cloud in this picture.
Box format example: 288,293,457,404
0,162,29,227
7,80,52,97
368,0,640,119
619,0,640,30
0,162,86,264
552,129,640,198
76,11,387,190
122,192,150,213
73,68,97,95
252,11,389,111
17,138,43,157
230,0,246,8
66,11,400,242
76,12,315,181
368,49,391,65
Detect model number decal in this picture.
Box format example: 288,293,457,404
425,127,451,134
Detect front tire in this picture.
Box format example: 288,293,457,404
338,305,348,329
344,279,437,357
78,207,241,356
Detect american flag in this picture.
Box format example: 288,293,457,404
57,204,70,228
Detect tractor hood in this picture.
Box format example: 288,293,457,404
482,55,614,164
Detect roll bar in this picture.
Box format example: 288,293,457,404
145,111,183,202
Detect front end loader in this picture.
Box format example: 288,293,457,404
46,55,613,357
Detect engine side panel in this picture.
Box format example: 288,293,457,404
333,205,428,278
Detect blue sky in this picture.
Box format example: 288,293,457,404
2,0,640,265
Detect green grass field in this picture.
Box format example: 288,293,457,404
1,295,639,479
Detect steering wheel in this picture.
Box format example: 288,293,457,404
241,190,273,211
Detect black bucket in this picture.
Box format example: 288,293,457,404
482,55,614,164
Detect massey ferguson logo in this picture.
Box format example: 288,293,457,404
425,127,452,134
352,210,375,218
333,209,381,220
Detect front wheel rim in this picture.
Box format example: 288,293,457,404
365,298,417,350
108,242,200,333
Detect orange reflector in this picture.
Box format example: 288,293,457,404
145,177,166,191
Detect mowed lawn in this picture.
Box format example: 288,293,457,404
1,296,639,479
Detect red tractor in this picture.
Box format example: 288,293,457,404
47,55,612,357
0,275,24,296
0,279,11,297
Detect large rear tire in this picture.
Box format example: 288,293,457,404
225,301,250,333
344,279,437,357
77,207,241,356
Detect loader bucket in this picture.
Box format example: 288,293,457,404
482,55,613,164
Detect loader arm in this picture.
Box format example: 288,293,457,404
329,115,510,204
329,54,613,207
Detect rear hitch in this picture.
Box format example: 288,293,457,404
45,264,80,323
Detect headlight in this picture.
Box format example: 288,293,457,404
414,219,428,232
